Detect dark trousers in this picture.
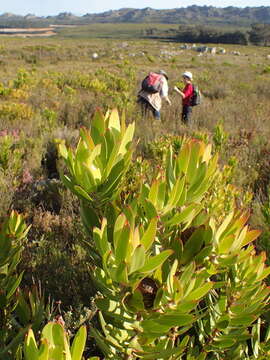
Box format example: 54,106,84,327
137,96,161,120
182,105,192,125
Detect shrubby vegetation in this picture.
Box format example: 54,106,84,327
0,36,270,358
148,24,270,46
2,109,270,359
173,25,249,45
249,24,270,46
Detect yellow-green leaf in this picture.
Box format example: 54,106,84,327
185,282,213,301
138,250,173,273
71,326,87,360
140,217,158,251
129,245,146,274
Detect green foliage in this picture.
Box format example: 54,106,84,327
249,23,270,46
23,322,87,360
262,66,270,75
174,25,248,45
0,212,55,360
0,211,30,359
1,35,270,360
58,108,135,227
0,82,12,97
12,68,33,89
41,108,57,128
59,109,270,359
212,122,228,152
0,133,23,172
0,102,34,123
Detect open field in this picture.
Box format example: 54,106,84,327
56,22,181,38
0,34,270,225
1,33,270,358
0,35,269,214
0,34,269,130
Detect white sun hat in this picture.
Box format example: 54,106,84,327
182,71,193,80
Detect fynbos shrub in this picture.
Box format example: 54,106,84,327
58,109,270,359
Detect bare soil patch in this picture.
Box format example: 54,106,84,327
0,27,56,37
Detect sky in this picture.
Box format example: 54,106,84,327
1,0,269,17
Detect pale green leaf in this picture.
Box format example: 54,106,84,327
24,329,38,360
129,245,146,274
71,326,87,360
138,250,173,273
185,282,213,301
140,217,158,251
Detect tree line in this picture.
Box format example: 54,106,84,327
145,24,270,46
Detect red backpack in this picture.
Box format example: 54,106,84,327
141,72,162,93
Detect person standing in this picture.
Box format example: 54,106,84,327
174,71,194,126
138,70,171,121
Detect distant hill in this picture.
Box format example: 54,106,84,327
0,6,270,28
81,6,270,26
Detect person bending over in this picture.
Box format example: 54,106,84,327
138,70,171,121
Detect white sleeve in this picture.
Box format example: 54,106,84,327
160,78,168,98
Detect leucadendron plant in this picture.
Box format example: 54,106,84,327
0,212,56,360
0,211,30,359
58,108,134,235
59,109,270,359
58,108,134,204
23,322,88,360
